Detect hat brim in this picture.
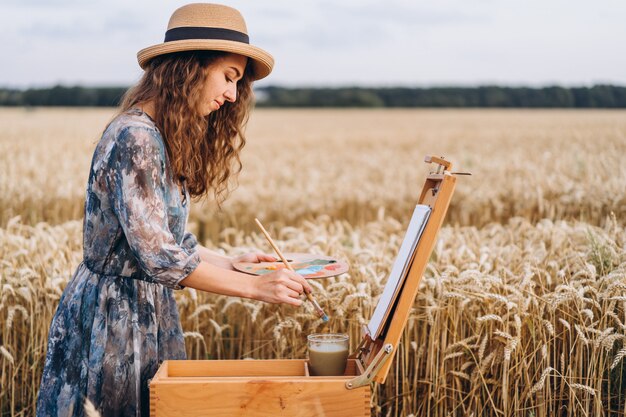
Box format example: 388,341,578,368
137,39,274,81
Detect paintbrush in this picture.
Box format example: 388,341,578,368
254,218,329,323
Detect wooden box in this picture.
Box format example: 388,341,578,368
150,358,370,416
150,156,459,417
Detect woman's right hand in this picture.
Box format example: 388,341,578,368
251,269,313,306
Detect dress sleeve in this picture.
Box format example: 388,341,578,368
105,125,201,289
181,231,199,255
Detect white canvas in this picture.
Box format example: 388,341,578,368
367,204,431,339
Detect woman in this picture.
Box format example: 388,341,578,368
36,4,312,416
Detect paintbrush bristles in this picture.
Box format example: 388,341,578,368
308,295,330,322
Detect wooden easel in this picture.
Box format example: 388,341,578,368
349,155,459,387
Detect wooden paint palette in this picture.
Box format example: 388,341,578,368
233,253,349,279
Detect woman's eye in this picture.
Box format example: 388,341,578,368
225,76,233,83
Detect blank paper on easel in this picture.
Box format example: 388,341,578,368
367,204,431,339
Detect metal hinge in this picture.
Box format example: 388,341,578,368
345,344,394,389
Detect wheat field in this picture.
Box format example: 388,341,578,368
1,107,625,416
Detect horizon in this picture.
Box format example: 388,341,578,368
2,82,625,91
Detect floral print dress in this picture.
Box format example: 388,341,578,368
37,108,201,417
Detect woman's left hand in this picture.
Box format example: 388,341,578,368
231,252,277,267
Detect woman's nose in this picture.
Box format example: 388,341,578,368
224,85,237,102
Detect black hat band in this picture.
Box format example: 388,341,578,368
164,27,250,44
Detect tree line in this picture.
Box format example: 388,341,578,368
1,84,625,108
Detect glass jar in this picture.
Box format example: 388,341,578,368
307,333,349,376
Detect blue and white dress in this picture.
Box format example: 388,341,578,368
37,108,201,417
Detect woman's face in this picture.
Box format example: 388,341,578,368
199,53,248,116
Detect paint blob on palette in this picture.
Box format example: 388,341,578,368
233,253,349,279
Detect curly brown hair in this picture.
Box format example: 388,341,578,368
118,50,254,205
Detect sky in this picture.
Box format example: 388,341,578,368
1,0,625,88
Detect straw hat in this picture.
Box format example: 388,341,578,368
137,3,274,80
